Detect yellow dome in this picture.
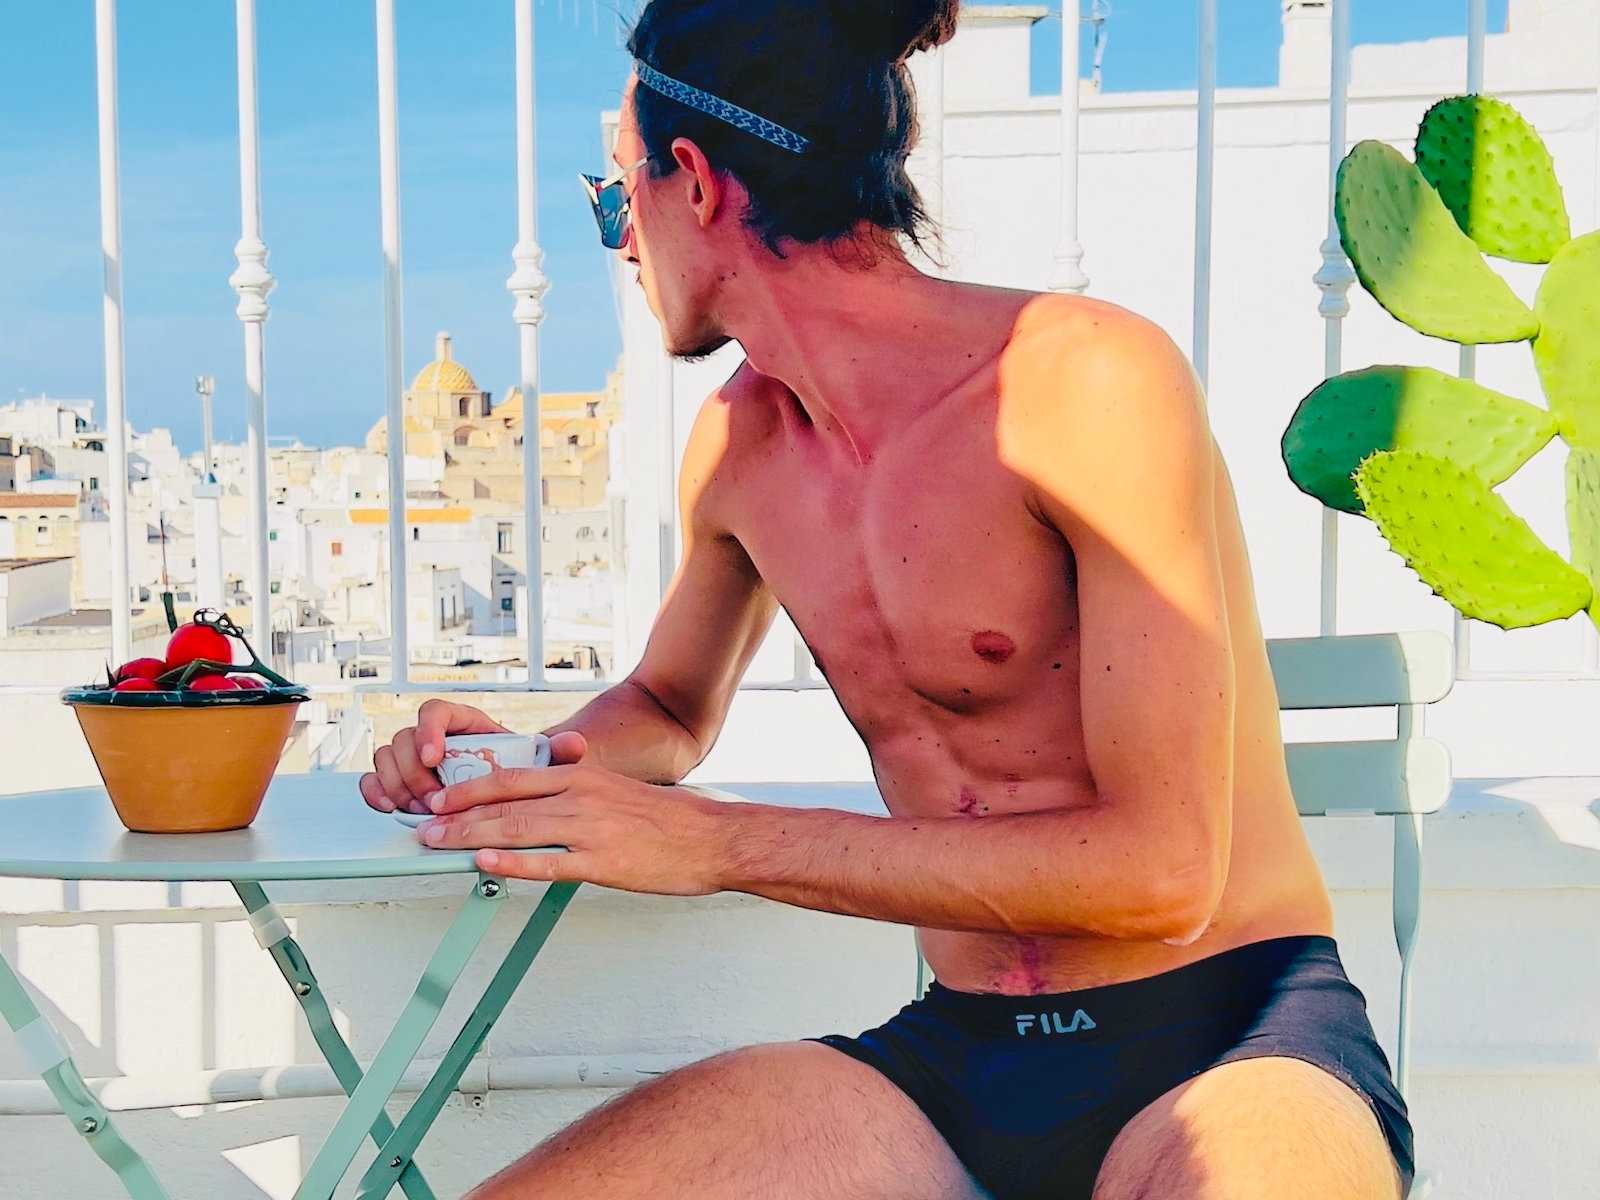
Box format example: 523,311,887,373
410,331,479,394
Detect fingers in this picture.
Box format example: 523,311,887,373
430,764,582,815
359,771,394,813
391,728,440,813
417,810,574,850
372,745,423,814
547,730,588,766
416,700,507,769
476,848,584,882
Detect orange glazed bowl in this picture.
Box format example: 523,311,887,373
62,685,308,833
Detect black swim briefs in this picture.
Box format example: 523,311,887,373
814,934,1413,1200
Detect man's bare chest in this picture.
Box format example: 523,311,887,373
723,429,1081,723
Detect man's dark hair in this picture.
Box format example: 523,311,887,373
626,0,960,257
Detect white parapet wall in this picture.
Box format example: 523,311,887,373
1,770,1598,1198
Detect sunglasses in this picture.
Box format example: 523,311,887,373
580,157,650,250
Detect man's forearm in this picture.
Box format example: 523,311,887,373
546,678,705,784
712,798,1220,943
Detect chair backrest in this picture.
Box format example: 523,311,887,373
1268,632,1454,818
1267,631,1453,1170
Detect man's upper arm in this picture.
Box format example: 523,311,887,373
628,380,779,757
999,304,1234,916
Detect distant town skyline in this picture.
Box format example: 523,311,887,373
1,1,1507,455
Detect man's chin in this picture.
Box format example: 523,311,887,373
667,333,733,363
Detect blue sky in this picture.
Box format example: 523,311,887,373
0,1,1507,453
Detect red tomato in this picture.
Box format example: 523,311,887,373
188,674,241,692
166,623,233,671
112,677,161,693
113,657,167,683
230,675,267,690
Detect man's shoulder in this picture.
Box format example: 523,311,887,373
1000,295,1199,433
680,360,787,503
1009,293,1186,379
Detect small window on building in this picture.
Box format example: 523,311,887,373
458,397,470,418
332,541,344,557
497,522,513,553
541,525,550,542
576,526,593,540
454,428,472,447
567,434,580,447
268,530,278,542
89,476,99,491
354,490,362,499
500,596,514,612
482,396,492,417
412,526,420,541
36,522,51,542
269,581,281,594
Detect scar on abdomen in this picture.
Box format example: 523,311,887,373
957,786,981,816
971,630,1016,663
1003,772,1022,798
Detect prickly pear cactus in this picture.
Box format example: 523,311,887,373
1568,448,1600,623
1286,94,1600,632
1534,230,1600,448
1282,366,1556,513
1355,451,1593,629
1416,95,1571,264
1336,140,1539,344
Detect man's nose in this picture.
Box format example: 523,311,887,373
620,226,639,264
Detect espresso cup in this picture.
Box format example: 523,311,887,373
435,732,552,787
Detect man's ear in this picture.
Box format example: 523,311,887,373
670,137,722,230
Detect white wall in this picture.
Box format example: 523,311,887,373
0,559,71,635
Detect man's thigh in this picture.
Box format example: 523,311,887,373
467,1041,983,1200
1092,1056,1405,1200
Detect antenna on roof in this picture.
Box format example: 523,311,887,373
1088,0,1111,92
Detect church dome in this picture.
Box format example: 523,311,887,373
411,331,479,394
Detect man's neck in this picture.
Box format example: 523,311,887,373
717,251,986,465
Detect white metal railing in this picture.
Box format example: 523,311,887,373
377,0,409,682
1193,0,1217,389
511,0,553,688
1051,1,1090,294
1313,0,1355,638
231,0,274,664
94,0,131,668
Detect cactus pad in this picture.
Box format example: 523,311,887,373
1415,95,1571,264
1336,140,1539,344
1534,230,1600,448
1567,448,1600,627
1283,365,1556,514
1355,450,1592,629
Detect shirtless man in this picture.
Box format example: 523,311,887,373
360,2,1414,1196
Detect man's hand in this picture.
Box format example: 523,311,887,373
359,699,587,814
415,764,726,896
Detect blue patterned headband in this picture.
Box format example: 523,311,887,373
634,60,812,155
